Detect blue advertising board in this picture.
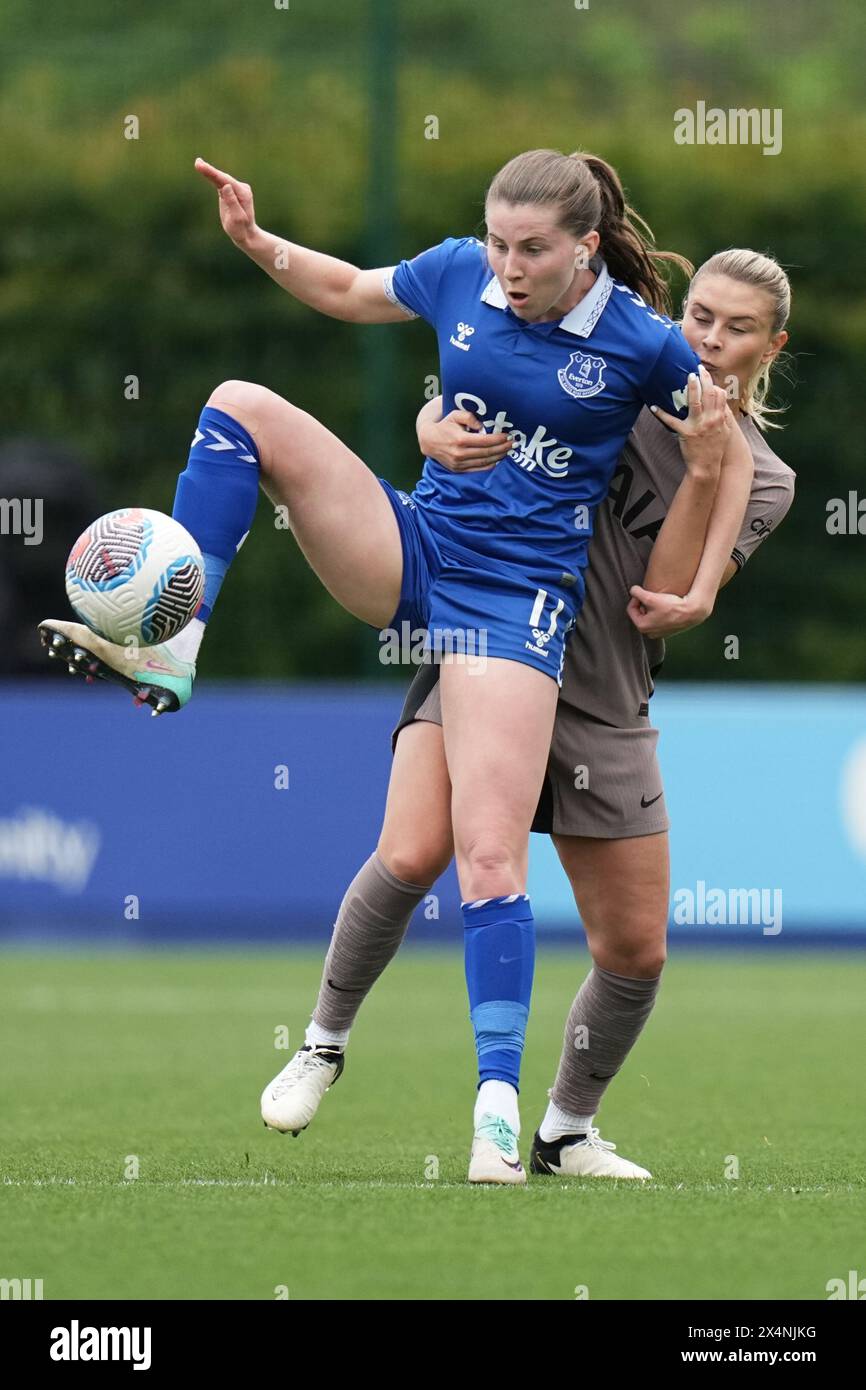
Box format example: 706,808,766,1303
1,681,865,944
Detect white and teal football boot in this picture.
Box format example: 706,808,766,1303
37,618,195,716
468,1112,526,1185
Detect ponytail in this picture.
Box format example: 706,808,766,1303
485,148,692,316
576,152,693,314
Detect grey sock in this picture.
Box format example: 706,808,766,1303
550,964,662,1117
312,852,432,1033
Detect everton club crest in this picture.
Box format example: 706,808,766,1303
558,351,607,399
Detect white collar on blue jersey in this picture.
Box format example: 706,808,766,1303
479,256,613,337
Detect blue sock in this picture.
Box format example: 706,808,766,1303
462,894,535,1091
172,405,261,621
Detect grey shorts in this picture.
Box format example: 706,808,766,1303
391,664,669,840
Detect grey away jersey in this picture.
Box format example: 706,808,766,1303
561,409,796,726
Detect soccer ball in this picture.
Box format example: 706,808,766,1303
65,508,205,647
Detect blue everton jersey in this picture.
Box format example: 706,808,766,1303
383,236,699,584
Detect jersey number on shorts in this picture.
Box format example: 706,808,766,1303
528,588,565,649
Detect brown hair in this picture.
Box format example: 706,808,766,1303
687,249,792,431
484,148,692,315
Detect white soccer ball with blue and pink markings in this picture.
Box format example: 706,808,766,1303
65,507,205,647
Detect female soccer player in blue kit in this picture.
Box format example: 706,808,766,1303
40,148,754,1182
262,249,793,1183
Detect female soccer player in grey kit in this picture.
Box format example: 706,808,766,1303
267,248,794,1179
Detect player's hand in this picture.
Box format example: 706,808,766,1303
626,585,710,639
650,365,731,481
195,157,259,248
418,408,512,473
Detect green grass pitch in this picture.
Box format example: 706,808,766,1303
1,947,863,1301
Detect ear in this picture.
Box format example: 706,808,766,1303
577,229,601,264
762,328,788,364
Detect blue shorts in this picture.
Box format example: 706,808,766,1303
379,477,578,685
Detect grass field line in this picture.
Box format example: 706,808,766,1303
1,1176,859,1193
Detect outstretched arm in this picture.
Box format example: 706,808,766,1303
195,158,415,324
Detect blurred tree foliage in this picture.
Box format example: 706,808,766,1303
1,0,864,682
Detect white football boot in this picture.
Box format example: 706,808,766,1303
260,1044,345,1136
530,1125,651,1179
468,1112,527,1185
38,618,195,716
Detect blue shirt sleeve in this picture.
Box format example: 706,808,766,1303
641,326,701,419
384,236,468,326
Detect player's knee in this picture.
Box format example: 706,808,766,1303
632,944,667,977
595,935,667,979
458,837,522,897
208,378,262,414
207,380,275,463
379,840,450,889
463,837,516,873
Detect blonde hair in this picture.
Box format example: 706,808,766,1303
688,249,792,431
484,148,692,316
